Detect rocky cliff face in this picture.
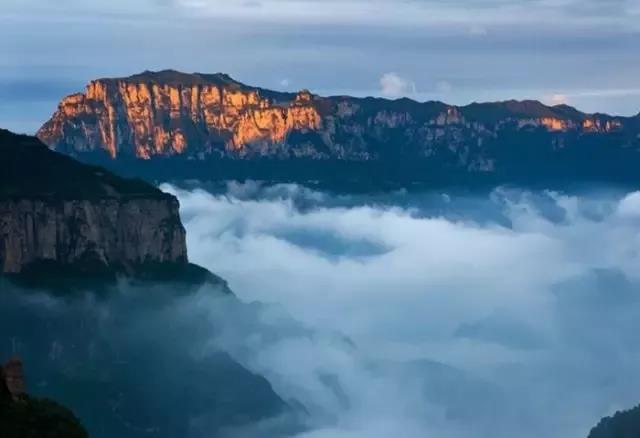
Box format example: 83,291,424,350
0,129,187,275
37,70,640,184
37,70,323,160
0,198,186,274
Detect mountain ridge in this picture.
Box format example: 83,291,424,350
0,129,193,282
85,69,635,118
37,69,640,187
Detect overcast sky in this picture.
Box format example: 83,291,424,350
1,0,639,134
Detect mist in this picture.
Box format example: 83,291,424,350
3,182,640,438
166,182,640,438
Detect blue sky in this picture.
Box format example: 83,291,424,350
1,0,639,134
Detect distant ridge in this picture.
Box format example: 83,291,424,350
37,70,640,188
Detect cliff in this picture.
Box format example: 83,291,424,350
0,129,187,277
37,70,640,186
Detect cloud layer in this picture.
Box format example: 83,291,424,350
164,182,640,438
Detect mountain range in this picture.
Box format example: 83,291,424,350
37,69,640,188
3,68,640,436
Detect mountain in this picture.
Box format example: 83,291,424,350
0,128,211,286
588,404,640,438
37,69,640,188
0,129,294,436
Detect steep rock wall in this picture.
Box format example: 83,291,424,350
0,198,186,274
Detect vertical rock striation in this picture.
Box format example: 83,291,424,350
0,198,186,274
37,70,323,160
36,70,640,184
0,129,187,275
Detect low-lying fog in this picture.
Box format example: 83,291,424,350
3,182,640,438
165,182,640,438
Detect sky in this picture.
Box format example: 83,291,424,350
1,0,639,134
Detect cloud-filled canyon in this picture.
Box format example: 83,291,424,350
172,183,640,437
3,180,640,437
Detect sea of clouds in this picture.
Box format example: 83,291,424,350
164,182,640,438
3,182,640,438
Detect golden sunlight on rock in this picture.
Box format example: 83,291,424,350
40,76,325,159
35,71,635,163
540,117,566,131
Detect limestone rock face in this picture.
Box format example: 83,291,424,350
37,70,324,160
0,198,186,274
37,70,640,182
0,129,187,275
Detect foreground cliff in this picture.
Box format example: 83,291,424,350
0,128,293,436
38,69,640,187
0,129,194,283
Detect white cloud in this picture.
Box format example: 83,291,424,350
162,183,640,438
379,72,415,98
549,93,569,105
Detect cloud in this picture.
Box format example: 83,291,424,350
3,183,640,437
467,24,488,36
4,0,640,135
379,72,415,98
549,93,569,105
159,182,640,438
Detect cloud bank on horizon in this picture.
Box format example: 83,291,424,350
1,0,639,134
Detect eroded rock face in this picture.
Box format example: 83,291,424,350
3,357,26,401
0,198,186,274
0,129,187,275
38,70,324,160
37,70,640,178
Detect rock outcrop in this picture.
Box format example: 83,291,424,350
0,129,187,276
0,356,88,438
3,356,26,401
0,199,186,274
37,70,323,160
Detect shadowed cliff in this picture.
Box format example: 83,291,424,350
0,128,295,436
0,129,222,289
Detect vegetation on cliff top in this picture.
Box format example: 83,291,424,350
0,129,169,200
588,404,640,438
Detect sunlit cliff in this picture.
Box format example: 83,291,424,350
37,70,640,182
